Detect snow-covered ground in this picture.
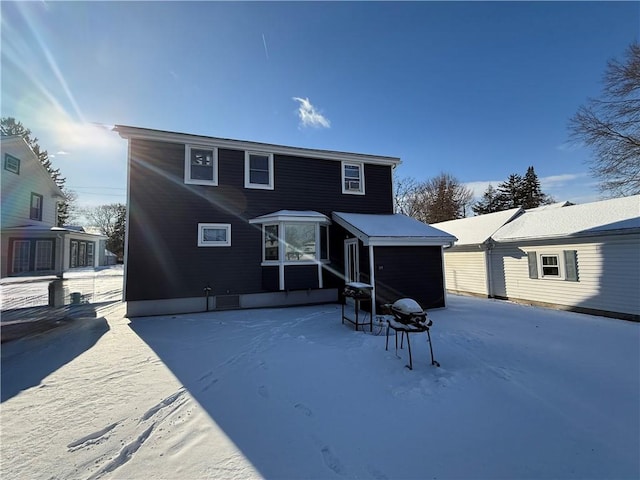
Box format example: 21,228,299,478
1,295,638,479
0,265,124,311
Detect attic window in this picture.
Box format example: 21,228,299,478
185,145,218,186
342,162,365,195
4,153,20,174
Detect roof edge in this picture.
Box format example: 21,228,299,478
114,125,401,166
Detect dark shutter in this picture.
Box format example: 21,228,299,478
527,251,538,279
564,250,578,281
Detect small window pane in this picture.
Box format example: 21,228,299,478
541,255,560,276
87,243,95,267
35,240,53,270
70,241,78,268
203,228,227,242
345,165,360,178
250,155,269,171
250,170,270,185
285,224,316,261
265,225,279,261
12,240,30,273
78,242,87,267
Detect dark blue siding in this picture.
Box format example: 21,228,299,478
373,246,445,309
126,139,393,302
285,265,319,290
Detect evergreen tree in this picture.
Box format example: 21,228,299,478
1,117,71,226
521,166,552,209
496,173,524,210
472,184,500,215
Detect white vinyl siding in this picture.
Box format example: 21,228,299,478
490,234,640,317
442,249,488,296
1,141,60,229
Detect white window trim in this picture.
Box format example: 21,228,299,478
185,145,218,186
341,161,365,195
244,151,274,190
198,223,231,247
539,253,563,279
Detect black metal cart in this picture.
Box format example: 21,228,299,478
342,282,373,332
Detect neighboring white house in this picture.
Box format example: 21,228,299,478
433,208,523,297
1,135,108,278
435,196,640,321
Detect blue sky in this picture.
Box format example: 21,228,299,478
2,1,638,212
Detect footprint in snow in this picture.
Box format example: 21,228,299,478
321,446,345,475
67,421,120,450
201,378,219,392
294,403,313,417
367,465,389,480
258,385,269,398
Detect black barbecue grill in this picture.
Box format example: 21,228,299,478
384,298,440,369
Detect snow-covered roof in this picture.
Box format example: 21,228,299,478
525,201,574,212
493,195,640,241
432,208,523,246
248,210,330,224
332,212,456,246
1,225,107,239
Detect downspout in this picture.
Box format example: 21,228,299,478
486,239,494,298
368,244,376,318
441,245,447,307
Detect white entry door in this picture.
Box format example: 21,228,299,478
344,239,359,283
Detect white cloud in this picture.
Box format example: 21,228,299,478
540,173,588,189
292,97,330,129
463,180,502,199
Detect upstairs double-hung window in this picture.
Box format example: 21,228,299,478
185,145,218,186
342,161,365,194
30,193,43,221
245,152,274,190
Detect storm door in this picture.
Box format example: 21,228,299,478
344,239,359,283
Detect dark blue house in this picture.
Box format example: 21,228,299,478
115,125,455,317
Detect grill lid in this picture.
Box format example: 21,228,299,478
391,298,423,316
